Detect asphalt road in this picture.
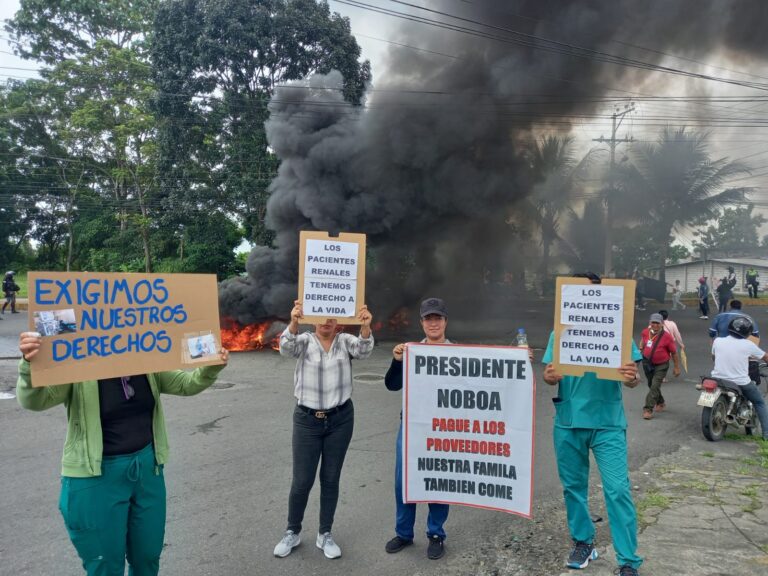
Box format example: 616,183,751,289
0,303,758,576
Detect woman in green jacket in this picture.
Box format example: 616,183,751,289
17,331,229,576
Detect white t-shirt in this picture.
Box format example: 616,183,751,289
711,336,765,385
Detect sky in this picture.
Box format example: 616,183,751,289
3,0,768,250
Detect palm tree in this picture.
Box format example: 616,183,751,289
620,127,750,282
526,135,597,291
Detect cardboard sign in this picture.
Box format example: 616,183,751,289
403,343,535,518
28,272,223,387
553,277,636,379
298,231,366,324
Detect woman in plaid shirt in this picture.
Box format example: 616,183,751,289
274,300,374,560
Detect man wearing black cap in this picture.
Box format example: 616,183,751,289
383,297,451,560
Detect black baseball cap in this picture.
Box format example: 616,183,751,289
420,298,447,318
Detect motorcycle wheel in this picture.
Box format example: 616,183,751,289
702,396,728,441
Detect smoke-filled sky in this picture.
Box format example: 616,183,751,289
218,0,768,324
4,0,768,323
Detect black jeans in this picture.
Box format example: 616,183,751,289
287,400,354,534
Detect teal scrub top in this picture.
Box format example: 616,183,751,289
542,332,642,430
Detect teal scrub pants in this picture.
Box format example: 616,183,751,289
59,443,166,576
553,427,643,570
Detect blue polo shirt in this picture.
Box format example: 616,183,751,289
542,332,642,430
708,312,759,338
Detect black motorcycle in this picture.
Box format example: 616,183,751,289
698,361,767,441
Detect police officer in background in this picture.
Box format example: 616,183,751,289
2,270,20,314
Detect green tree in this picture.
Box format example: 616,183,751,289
619,127,750,282
5,0,155,65
693,204,766,256
5,0,173,272
0,83,39,270
613,227,690,275
0,80,72,269
151,0,371,245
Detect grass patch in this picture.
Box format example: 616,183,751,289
702,451,715,458
757,440,768,469
742,499,761,514
725,433,752,442
740,486,759,498
15,273,27,298
636,490,672,526
682,480,710,492
741,457,759,466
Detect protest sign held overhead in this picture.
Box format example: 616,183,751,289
28,272,224,387
553,277,636,379
403,343,535,518
298,231,366,324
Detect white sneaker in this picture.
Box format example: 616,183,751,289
316,532,342,559
274,530,301,557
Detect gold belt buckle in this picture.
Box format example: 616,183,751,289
314,410,327,419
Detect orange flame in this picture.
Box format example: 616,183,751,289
221,320,280,352
388,307,410,332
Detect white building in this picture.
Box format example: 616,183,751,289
652,257,768,295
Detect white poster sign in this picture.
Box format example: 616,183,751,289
558,284,625,369
302,238,359,317
403,343,535,517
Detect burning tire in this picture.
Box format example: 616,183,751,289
701,396,728,442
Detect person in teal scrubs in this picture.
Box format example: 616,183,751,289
542,331,644,576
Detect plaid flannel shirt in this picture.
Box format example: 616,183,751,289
280,328,374,409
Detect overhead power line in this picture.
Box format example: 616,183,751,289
332,0,768,92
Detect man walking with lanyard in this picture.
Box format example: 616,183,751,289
639,313,680,419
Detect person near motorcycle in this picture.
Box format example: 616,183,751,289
711,316,768,440
708,300,761,385
639,313,681,420
708,300,759,339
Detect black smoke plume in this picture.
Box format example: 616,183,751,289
219,0,768,325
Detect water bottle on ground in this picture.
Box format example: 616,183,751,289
515,328,528,348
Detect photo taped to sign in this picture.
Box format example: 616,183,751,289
33,309,77,337
183,331,219,363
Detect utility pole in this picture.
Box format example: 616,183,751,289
593,102,635,278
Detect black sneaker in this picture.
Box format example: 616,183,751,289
385,535,413,553
614,565,639,576
567,540,597,569
427,535,444,560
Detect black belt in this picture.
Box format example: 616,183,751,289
297,399,351,419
